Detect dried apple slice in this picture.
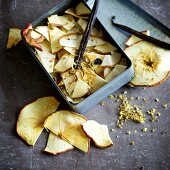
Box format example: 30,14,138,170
63,15,76,31
35,40,56,73
63,47,77,55
75,2,91,16
94,43,117,54
16,97,60,146
65,8,89,19
101,52,121,67
59,34,106,48
48,14,68,26
125,41,170,86
103,67,112,78
54,53,74,72
105,65,127,82
71,79,90,98
22,23,33,36
44,110,89,153
6,28,22,49
35,26,50,41
44,132,74,155
49,27,65,53
82,120,113,148
125,30,150,46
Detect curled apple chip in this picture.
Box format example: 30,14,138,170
6,28,22,49
35,26,50,41
44,132,74,155
82,120,113,148
16,97,60,146
44,110,89,153
75,2,91,16
125,30,150,47
125,41,170,86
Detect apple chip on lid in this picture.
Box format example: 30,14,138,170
44,132,74,155
17,97,60,146
6,28,22,49
125,41,170,86
82,120,113,148
44,110,89,153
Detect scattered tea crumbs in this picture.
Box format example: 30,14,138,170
147,109,159,122
116,95,145,128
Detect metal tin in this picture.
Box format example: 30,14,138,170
22,0,135,114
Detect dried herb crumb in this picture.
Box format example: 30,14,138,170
151,129,155,132
130,141,135,145
134,130,137,133
136,97,140,100
142,128,147,132
100,101,104,106
155,98,159,102
109,95,114,99
111,129,116,132
127,131,131,135
129,97,134,100
163,104,168,108
143,98,147,103
123,91,127,94
157,112,161,116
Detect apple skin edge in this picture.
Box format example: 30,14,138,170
124,45,170,87
22,23,33,36
43,147,74,155
81,125,113,149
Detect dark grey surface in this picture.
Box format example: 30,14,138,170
0,0,170,170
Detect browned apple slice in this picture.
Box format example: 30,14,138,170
49,27,65,53
35,40,56,73
125,41,170,86
125,30,150,46
75,2,91,16
82,120,113,148
59,34,106,48
105,65,127,82
44,110,89,153
94,43,117,54
65,8,89,19
54,53,74,72
16,97,60,146
6,28,22,49
44,132,74,155
35,26,50,41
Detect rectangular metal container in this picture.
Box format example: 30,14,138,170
22,0,136,114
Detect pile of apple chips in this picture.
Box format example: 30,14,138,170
17,97,113,154
23,2,127,103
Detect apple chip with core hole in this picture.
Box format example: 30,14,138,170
44,132,74,155
125,41,170,86
125,30,150,47
6,28,22,49
82,120,113,148
75,2,91,16
16,97,60,146
44,110,89,153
